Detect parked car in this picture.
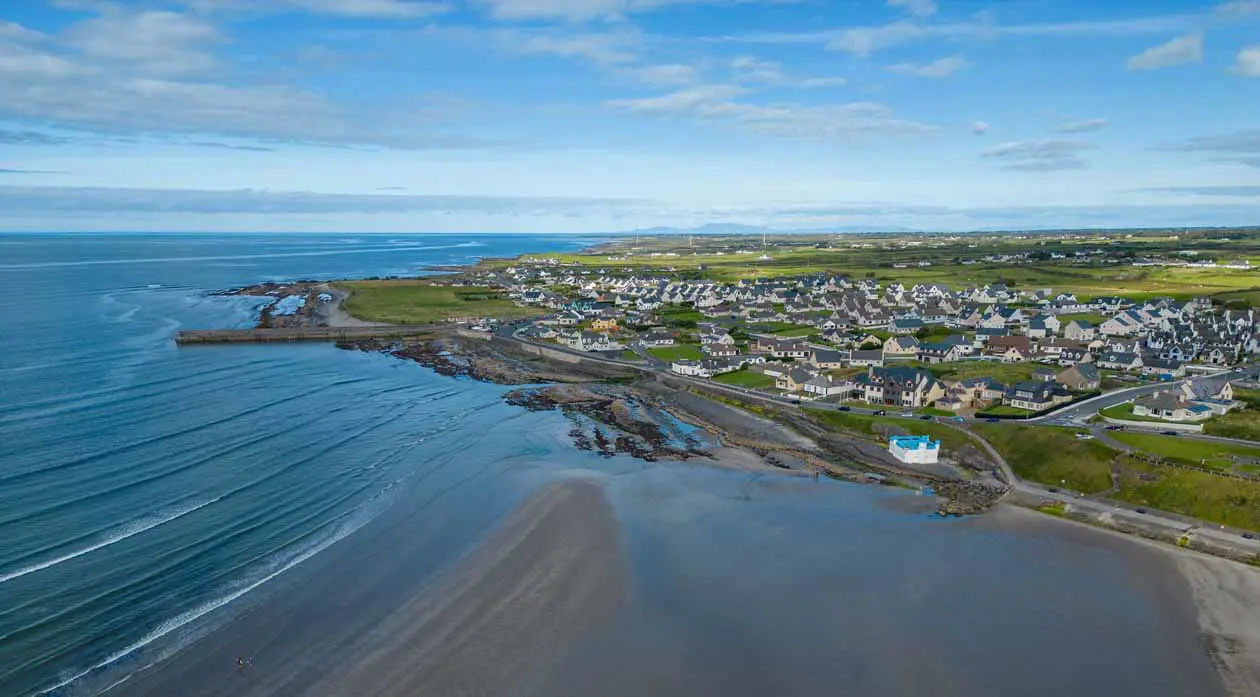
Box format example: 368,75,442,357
1136,508,1147,514
986,418,1000,423
920,415,932,421
1074,433,1094,440
874,410,887,416
900,412,915,418
1244,532,1255,540
838,405,851,412
951,416,965,423
1160,431,1179,437
1105,425,1125,431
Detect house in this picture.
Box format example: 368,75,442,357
803,374,857,398
1141,358,1185,379
1032,366,1059,383
703,343,740,358
882,335,920,358
1064,320,1096,341
888,435,941,464
1056,364,1101,391
1132,391,1214,422
809,348,849,369
671,359,707,377
858,366,946,408
1097,351,1143,371
1005,381,1070,412
890,318,926,335
916,341,961,364
591,317,619,332
1057,347,1092,366
639,330,675,347
849,349,885,367
776,367,818,392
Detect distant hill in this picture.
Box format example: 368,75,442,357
612,223,921,236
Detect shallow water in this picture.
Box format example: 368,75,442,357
0,233,1226,696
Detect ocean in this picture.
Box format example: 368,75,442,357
0,233,1226,696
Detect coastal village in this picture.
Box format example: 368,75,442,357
455,261,1252,424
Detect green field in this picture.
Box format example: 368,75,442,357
1204,390,1260,442
749,322,818,337
978,405,1035,417
1114,459,1260,531
336,281,541,324
712,369,777,389
619,350,641,361
1057,313,1109,325
971,424,1115,493
1111,431,1260,472
929,361,1042,385
647,344,704,361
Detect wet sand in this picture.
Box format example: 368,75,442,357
109,479,626,697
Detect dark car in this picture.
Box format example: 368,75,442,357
919,415,932,420
838,406,851,412
1244,532,1255,540
874,410,887,416
792,399,801,406
1136,508,1147,514
1048,487,1059,493
1105,425,1124,431
1160,431,1179,437
986,418,1000,423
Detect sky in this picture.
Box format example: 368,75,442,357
0,0,1258,233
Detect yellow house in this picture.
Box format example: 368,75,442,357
592,317,619,332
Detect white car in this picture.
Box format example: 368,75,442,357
1074,433,1094,440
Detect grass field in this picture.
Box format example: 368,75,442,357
1057,313,1109,325
1113,458,1260,531
712,369,777,389
336,281,541,324
1111,431,1260,472
647,344,704,361
971,424,1116,493
811,410,973,451
1205,409,1260,442
748,322,818,337
978,405,1035,417
929,360,1042,385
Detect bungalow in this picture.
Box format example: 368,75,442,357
803,374,857,399
848,349,886,368
639,330,676,347
809,348,849,369
1056,364,1101,391
703,343,740,358
1132,391,1214,422
890,318,926,335
1141,358,1185,379
974,327,1010,346
1032,366,1059,383
776,367,818,392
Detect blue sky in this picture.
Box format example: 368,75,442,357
0,0,1258,232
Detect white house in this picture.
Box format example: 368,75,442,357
888,435,941,464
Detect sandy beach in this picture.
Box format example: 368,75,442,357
109,479,626,697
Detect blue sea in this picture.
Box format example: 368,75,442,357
0,234,1226,697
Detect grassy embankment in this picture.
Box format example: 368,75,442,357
973,423,1260,530
336,280,540,324
1204,388,1260,442
810,410,974,451
1110,431,1260,474
971,424,1115,493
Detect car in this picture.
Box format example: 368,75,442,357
900,412,915,418
1048,487,1059,493
1244,532,1255,540
874,410,887,416
986,418,1000,423
951,416,965,423
1105,425,1125,431
838,405,851,412
1074,433,1094,440
1135,508,1147,514
920,415,933,421
1160,431,1179,437
792,399,801,406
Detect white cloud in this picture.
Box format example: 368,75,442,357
1056,117,1108,133
1126,33,1203,70
797,76,848,88
886,55,969,78
1215,1,1260,17
186,0,450,18
608,86,936,141
732,55,784,83
827,21,926,57
516,31,639,64
1229,46,1260,77
623,63,700,85
972,120,990,135
0,21,47,43
472,0,729,22
61,8,221,76
982,139,1093,171
887,0,936,19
